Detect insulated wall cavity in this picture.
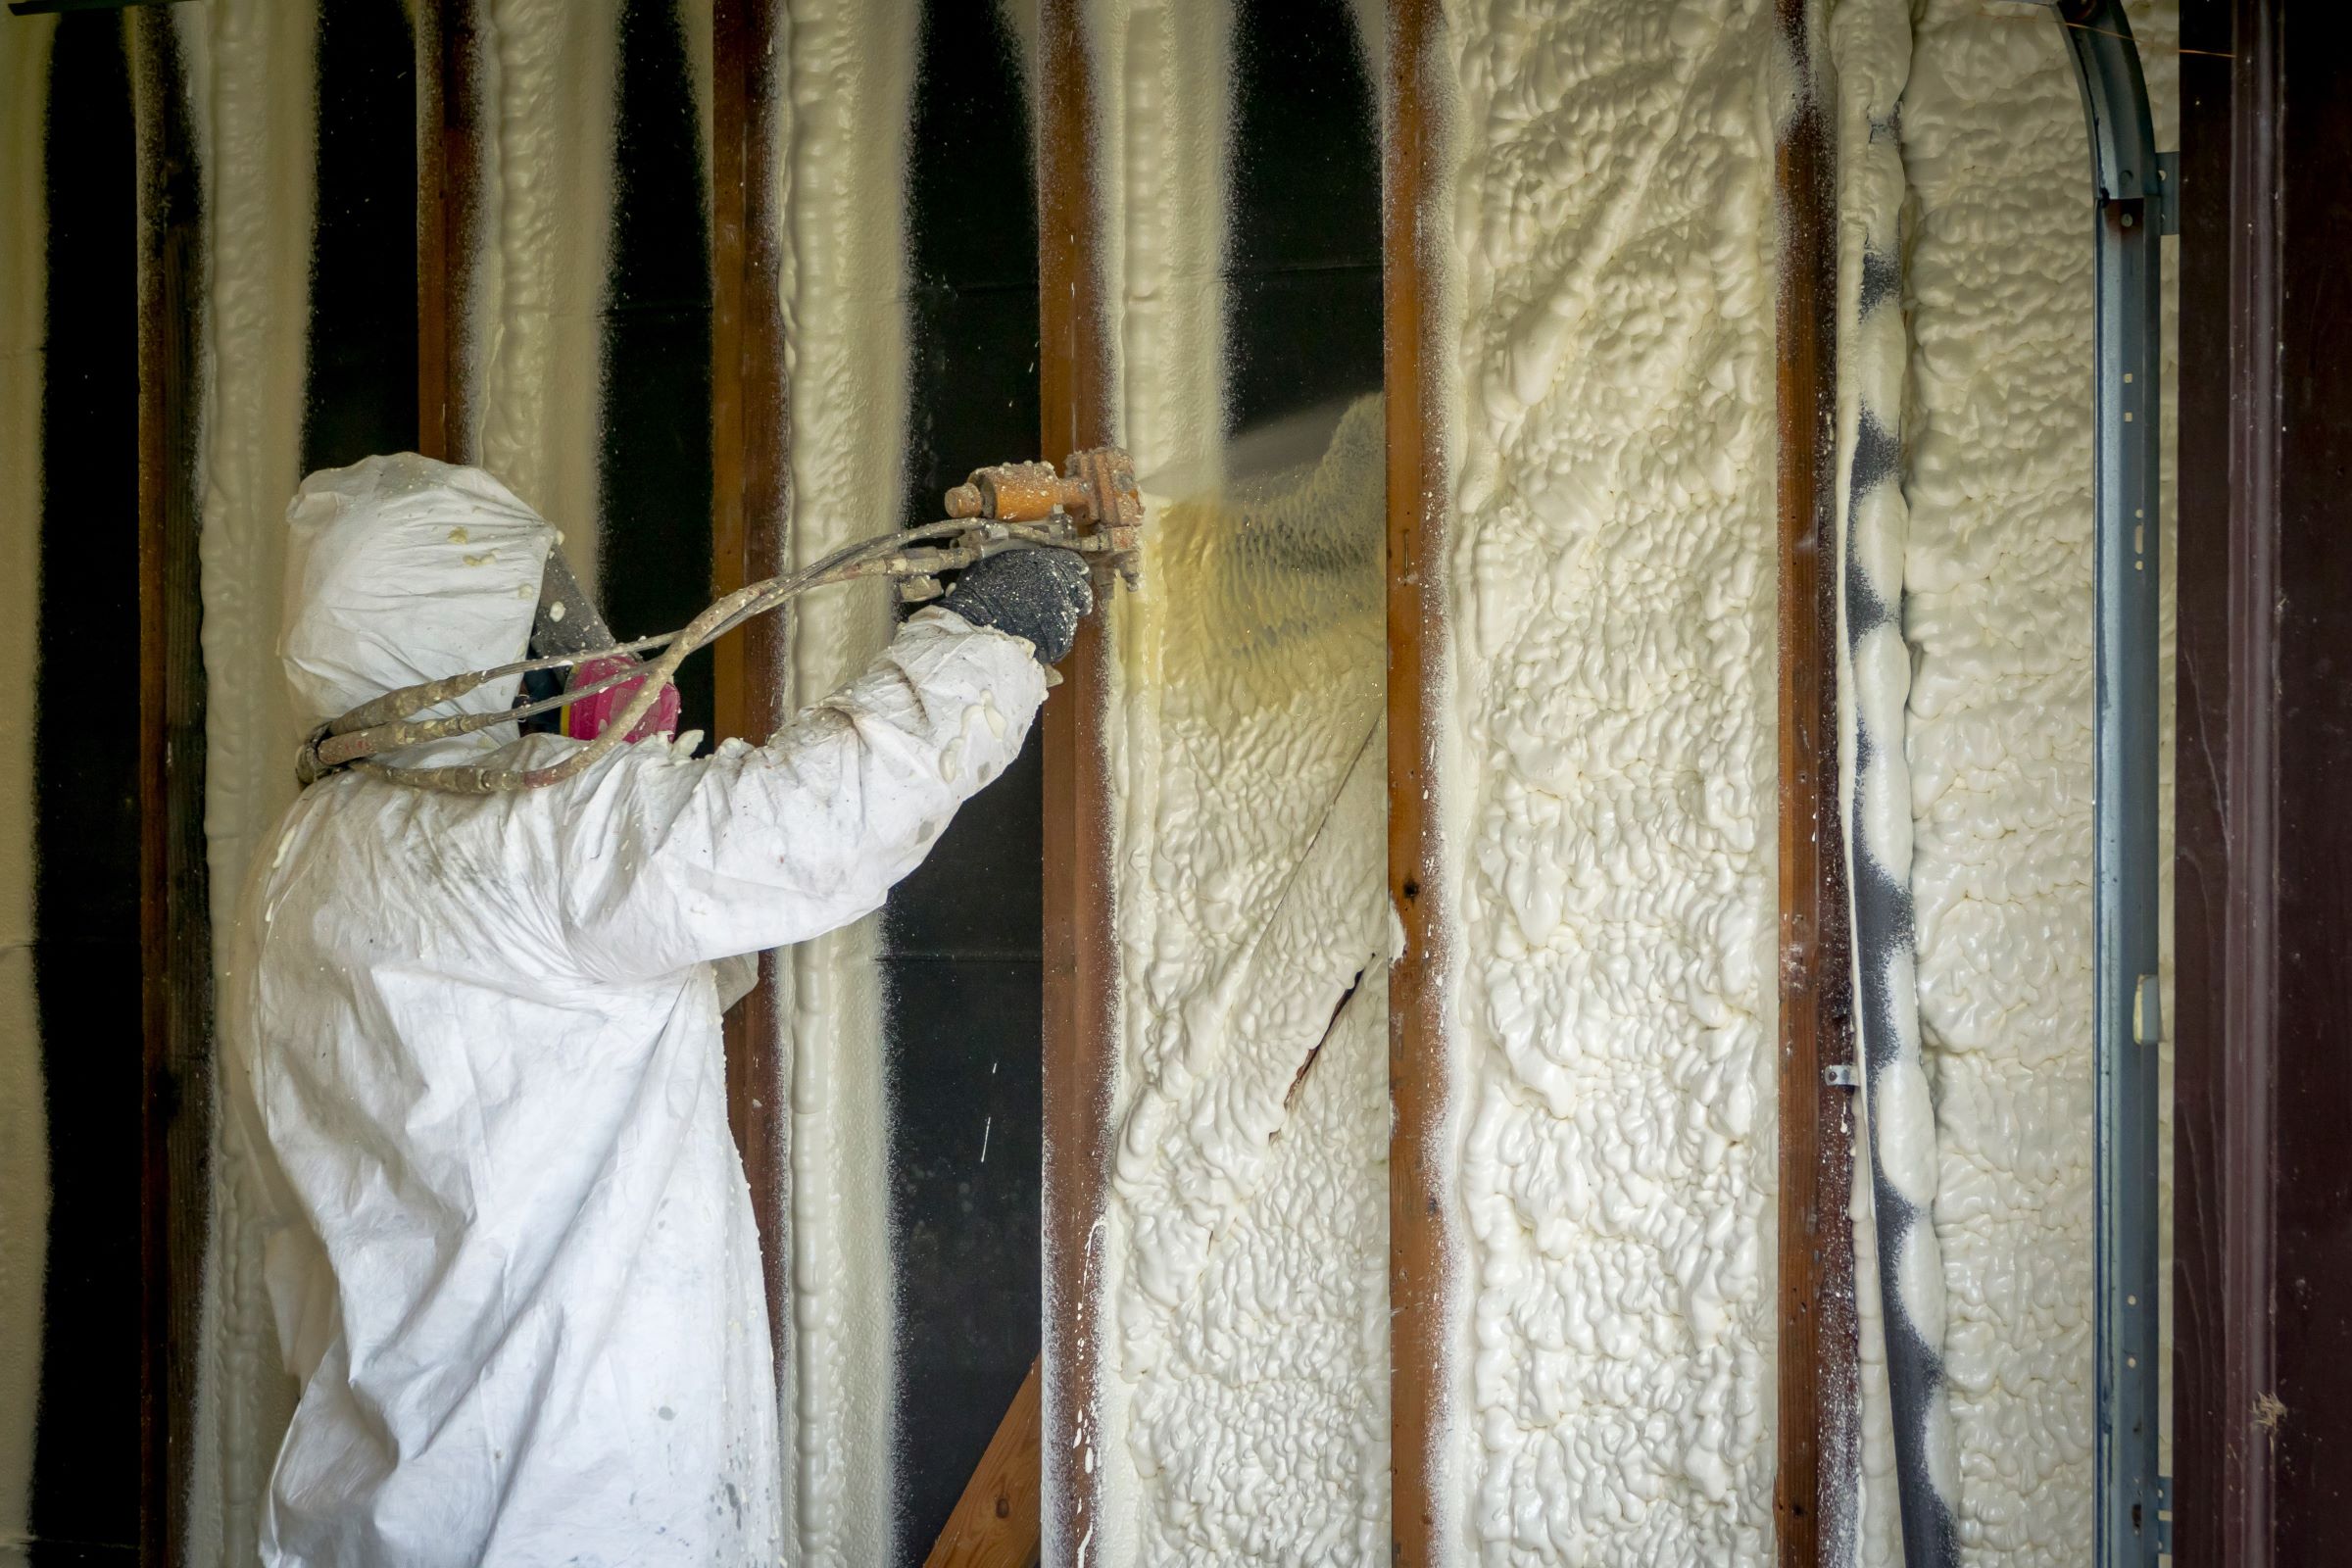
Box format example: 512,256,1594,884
1893,3,2178,1563
1089,1,1395,1560
772,1,920,1559
1082,1,1235,1554
469,0,619,595
1092,0,1230,490
180,3,319,1556
1439,1,1783,1560
1103,402,1394,1565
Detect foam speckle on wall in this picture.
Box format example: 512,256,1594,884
0,21,54,1555
1102,398,1392,1564
1440,2,1782,1560
1828,0,1943,1560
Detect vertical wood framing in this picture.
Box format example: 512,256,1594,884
1035,1,1114,1562
132,15,209,1565
2179,0,2352,1558
1772,4,1858,1564
1384,1,1448,1562
709,0,792,1359
416,0,480,465
2175,0,2280,1560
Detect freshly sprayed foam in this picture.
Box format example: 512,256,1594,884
470,0,619,596
176,5,318,1560
179,0,316,973
0,20,52,1547
1102,398,1392,1564
1094,0,1231,491
773,1,919,1560
1894,2,2177,1560
1442,2,1782,1560
1086,4,1234,1561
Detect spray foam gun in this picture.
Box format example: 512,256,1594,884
295,447,1145,796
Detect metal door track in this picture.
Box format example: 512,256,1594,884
2045,2,2174,1563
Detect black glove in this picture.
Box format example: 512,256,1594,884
939,547,1094,664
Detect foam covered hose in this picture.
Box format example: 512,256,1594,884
564,653,681,743
939,547,1093,664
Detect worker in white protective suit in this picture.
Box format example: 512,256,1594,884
221,454,1092,1567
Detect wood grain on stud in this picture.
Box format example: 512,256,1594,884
1771,4,1859,1564
1036,1,1114,1562
1384,2,1449,1561
709,0,793,1370
927,1361,1045,1568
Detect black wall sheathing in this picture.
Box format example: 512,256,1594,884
598,0,716,748
27,16,141,1561
1228,0,1383,433
304,0,419,474
883,5,1046,1555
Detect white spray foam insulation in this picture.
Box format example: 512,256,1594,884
772,1,919,1559
1891,2,2177,1560
1091,0,1231,493
0,21,53,1554
174,6,318,1561
177,0,315,991
468,0,618,597
1082,2,1233,1560
1440,1,1783,1560
1100,399,1393,1565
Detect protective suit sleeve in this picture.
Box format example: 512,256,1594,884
553,608,1047,980
714,951,761,1010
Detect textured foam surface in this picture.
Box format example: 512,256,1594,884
1441,3,1783,1560
1084,3,1235,1560
773,1,919,1558
1102,399,1392,1565
1893,3,2177,1560
179,6,318,1557
470,0,618,598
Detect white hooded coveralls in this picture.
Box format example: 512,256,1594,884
224,456,1047,1566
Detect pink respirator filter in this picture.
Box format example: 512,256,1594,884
563,654,683,744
